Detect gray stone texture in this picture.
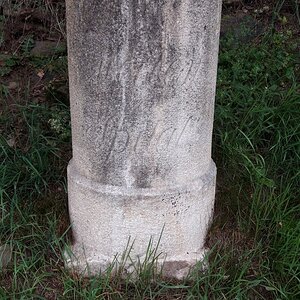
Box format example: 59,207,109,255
66,0,222,278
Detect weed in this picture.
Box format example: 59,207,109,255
0,54,19,76
20,35,34,56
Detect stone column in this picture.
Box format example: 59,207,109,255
66,0,222,279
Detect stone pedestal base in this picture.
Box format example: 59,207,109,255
65,160,216,279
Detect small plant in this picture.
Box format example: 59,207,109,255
0,84,9,98
48,105,71,141
0,55,19,77
20,35,35,55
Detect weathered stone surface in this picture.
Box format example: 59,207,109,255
66,160,216,279
66,0,221,279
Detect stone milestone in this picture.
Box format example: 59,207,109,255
65,0,222,279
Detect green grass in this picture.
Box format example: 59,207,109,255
212,30,300,299
0,10,300,300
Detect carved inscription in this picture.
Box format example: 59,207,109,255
82,0,205,91
78,0,207,163
87,42,204,94
87,116,203,162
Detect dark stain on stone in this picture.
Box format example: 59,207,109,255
173,0,181,9
134,165,151,188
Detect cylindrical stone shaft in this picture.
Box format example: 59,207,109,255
66,0,222,278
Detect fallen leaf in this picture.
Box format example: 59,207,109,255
0,244,13,270
37,69,45,79
8,81,18,90
6,137,16,148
